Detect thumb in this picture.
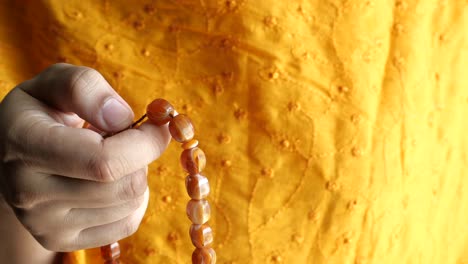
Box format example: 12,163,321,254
20,63,134,132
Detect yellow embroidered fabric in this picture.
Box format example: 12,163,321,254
1,1,468,263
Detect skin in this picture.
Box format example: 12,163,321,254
0,63,171,264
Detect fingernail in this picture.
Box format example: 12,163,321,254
102,98,133,130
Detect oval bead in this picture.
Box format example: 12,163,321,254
189,224,214,248
185,174,210,200
146,98,174,125
182,139,199,149
100,242,120,261
169,114,194,142
180,147,206,174
187,199,211,224
192,248,217,264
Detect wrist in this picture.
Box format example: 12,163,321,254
0,193,58,264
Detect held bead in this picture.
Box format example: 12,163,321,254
185,174,210,200
146,98,175,125
190,224,214,248
180,147,206,174
169,114,195,142
186,199,211,224
192,248,217,264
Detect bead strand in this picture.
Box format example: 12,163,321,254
100,98,216,264
148,99,217,264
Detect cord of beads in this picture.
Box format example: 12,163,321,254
101,98,216,264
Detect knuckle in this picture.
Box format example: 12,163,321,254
61,209,77,228
88,154,115,182
88,147,131,182
9,190,37,209
35,235,54,250
36,63,74,92
0,93,20,163
68,67,104,101
1,115,41,166
120,170,147,200
17,210,44,236
33,224,75,251
38,63,66,83
35,235,66,252
128,196,144,210
47,63,68,71
123,218,140,238
3,166,42,209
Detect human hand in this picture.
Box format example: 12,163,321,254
0,63,171,251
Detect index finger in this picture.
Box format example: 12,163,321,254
38,120,171,182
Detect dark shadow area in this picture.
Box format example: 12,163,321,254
0,0,62,78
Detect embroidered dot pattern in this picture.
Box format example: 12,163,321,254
0,1,466,264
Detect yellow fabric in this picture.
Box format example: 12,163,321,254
1,0,468,263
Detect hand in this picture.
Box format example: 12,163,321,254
0,63,171,252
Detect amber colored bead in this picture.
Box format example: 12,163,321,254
104,261,120,264
101,242,120,260
192,248,217,264
146,98,175,125
180,147,206,174
185,174,210,200
187,199,211,224
190,224,214,248
169,114,195,142
182,139,199,149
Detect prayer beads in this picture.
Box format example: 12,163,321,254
164,99,216,263
100,98,216,264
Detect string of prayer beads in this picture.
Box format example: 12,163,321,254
101,98,216,264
